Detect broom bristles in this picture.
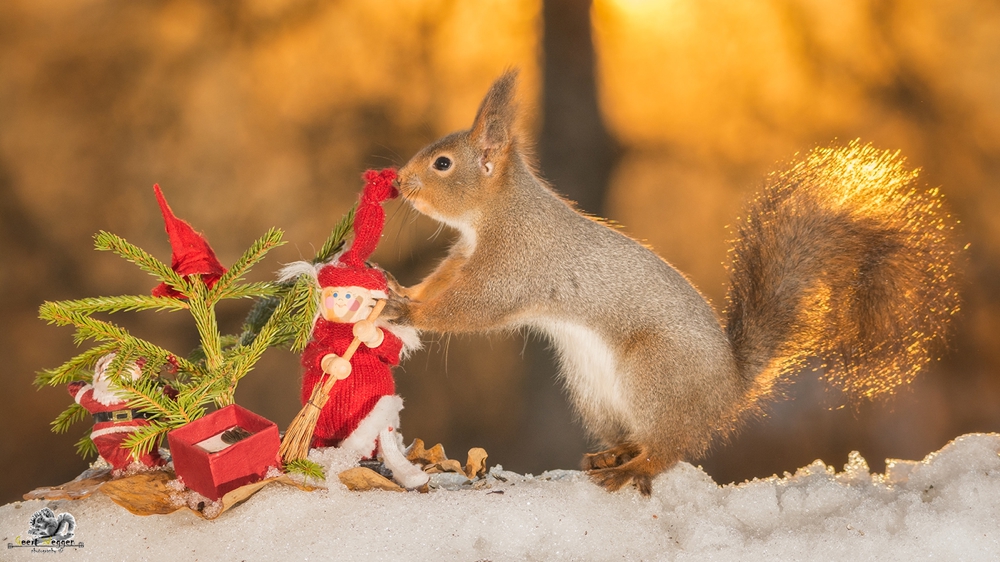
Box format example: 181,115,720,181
279,299,387,464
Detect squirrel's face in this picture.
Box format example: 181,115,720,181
397,70,521,233
397,131,494,230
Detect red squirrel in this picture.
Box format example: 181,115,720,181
384,70,960,495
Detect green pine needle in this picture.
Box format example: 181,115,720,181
210,228,285,299
75,433,98,460
212,281,282,302
41,295,188,315
93,231,188,294
284,458,326,483
51,403,88,434
33,342,118,388
314,204,356,265
187,279,224,371
121,421,169,457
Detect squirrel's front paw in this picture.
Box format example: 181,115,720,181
381,292,414,325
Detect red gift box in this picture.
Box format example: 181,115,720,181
167,404,281,501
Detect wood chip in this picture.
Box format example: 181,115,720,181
424,459,465,474
338,467,404,492
23,468,113,501
99,471,180,516
465,447,488,479
406,438,447,466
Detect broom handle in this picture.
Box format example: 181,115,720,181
315,299,387,400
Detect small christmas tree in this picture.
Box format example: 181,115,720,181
35,186,357,465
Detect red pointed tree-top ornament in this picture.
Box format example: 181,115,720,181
151,184,227,298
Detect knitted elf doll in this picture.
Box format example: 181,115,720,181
284,169,426,489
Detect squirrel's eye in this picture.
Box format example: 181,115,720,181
432,156,452,171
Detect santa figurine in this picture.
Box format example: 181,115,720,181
68,353,166,472
283,168,427,489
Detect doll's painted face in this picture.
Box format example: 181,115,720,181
321,286,376,323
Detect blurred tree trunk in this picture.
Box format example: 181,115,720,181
518,0,619,471
538,0,618,215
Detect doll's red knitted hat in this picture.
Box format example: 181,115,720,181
151,184,227,298
317,168,399,296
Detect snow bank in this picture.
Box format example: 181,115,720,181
3,433,999,561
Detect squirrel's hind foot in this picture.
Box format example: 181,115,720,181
582,443,642,470
584,444,669,496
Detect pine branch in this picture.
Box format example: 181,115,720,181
120,377,180,421
209,228,285,300
34,342,118,388
238,207,355,347
41,295,189,316
51,403,88,434
314,204,356,264
239,296,280,346
186,279,223,371
212,281,282,302
94,231,188,295
40,307,204,376
121,421,170,457
75,433,97,460
169,391,207,425
284,459,326,484
227,279,300,383
103,345,140,388
173,363,234,411
289,279,320,352
188,335,241,365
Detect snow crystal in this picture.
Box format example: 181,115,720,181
2,433,999,561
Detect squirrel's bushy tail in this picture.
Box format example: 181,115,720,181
724,141,960,405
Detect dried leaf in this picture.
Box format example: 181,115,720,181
200,479,271,518
424,459,465,474
465,447,488,479
338,467,404,492
406,438,447,466
100,471,181,516
23,468,114,501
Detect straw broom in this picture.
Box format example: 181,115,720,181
279,299,387,463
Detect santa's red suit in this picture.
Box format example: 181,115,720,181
68,379,165,472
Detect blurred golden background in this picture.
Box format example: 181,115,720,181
2,0,998,504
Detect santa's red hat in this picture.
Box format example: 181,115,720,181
151,184,227,298
317,168,398,295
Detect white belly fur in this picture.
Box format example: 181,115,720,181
530,318,628,435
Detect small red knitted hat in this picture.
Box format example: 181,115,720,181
151,184,227,298
317,168,398,294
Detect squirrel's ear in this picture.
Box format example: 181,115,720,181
470,70,519,172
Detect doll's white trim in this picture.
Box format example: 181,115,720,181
378,427,429,489
339,395,402,456
381,323,422,358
